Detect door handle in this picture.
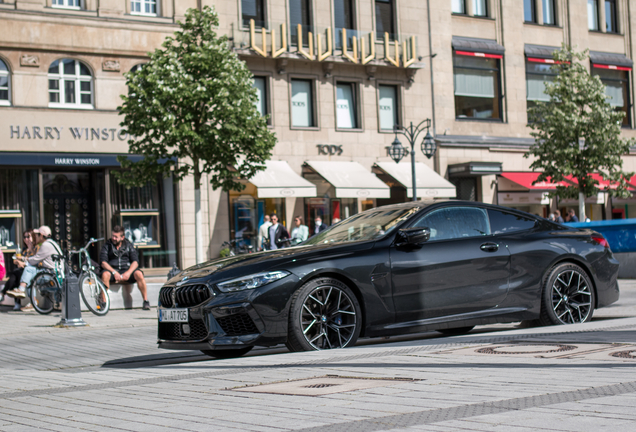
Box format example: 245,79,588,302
480,242,499,252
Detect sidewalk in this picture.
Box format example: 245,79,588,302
0,281,635,431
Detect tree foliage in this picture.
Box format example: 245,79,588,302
116,6,276,191
525,45,633,200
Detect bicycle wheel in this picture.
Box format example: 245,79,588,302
79,273,110,316
29,272,58,315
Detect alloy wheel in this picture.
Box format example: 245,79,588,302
300,285,357,350
551,269,593,324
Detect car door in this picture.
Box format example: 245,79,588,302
390,206,510,323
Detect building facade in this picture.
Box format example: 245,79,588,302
2,0,636,270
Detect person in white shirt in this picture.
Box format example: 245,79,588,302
257,215,272,251
290,216,309,245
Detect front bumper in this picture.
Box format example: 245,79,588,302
157,274,299,350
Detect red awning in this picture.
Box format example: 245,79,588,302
592,63,632,72
565,173,636,190
500,172,567,190
455,50,503,59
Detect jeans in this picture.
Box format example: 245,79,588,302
19,264,38,287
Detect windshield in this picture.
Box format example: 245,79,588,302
303,206,423,246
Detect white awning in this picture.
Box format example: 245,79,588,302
248,161,317,198
374,162,457,199
304,161,391,198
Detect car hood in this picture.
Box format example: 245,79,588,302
167,241,375,285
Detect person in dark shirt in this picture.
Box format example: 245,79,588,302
567,209,579,223
100,225,150,310
554,209,565,224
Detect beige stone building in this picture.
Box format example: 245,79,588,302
1,0,636,270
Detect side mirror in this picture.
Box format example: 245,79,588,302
396,227,430,247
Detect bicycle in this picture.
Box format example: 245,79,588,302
29,238,110,316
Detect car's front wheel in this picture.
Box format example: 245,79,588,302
286,278,362,352
539,263,596,326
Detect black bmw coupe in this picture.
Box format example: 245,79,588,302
157,201,620,358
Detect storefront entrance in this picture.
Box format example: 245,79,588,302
43,172,99,249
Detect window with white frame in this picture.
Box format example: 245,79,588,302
253,76,269,121
52,0,81,9
0,59,10,106
131,0,157,16
378,85,398,130
48,59,93,108
336,82,359,129
291,79,315,127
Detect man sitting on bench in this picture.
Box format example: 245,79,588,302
100,225,150,310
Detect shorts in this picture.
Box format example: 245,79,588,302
102,268,144,284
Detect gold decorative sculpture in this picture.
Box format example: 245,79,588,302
360,33,375,65
317,27,333,61
384,32,400,67
250,19,267,57
402,36,416,68
297,24,314,60
271,22,287,58
342,28,358,63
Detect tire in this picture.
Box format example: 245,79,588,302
286,278,362,352
79,273,110,316
437,326,475,336
29,272,58,315
200,347,253,359
539,263,596,326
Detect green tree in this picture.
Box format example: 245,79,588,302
117,6,276,264
526,45,633,220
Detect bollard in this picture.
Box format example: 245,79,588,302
55,265,88,327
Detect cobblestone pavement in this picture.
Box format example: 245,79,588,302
1,281,635,431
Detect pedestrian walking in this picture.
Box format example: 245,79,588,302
290,216,308,245
554,210,565,224
567,209,579,223
257,215,272,251
266,214,289,250
312,216,328,237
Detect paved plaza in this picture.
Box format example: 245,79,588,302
1,281,636,431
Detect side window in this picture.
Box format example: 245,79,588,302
413,207,491,241
488,209,537,235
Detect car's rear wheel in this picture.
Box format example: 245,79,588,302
286,278,362,352
539,263,595,326
200,347,253,359
437,326,474,336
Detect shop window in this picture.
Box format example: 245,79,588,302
331,198,357,223
543,0,555,25
52,0,81,9
605,0,618,33
0,59,10,106
378,84,398,130
473,0,487,17
243,0,266,28
336,81,359,129
593,67,631,127
0,169,40,234
334,0,356,49
131,0,157,16
110,173,177,268
291,79,315,128
524,0,536,23
454,53,502,120
290,0,312,46
230,187,285,251
588,0,599,30
452,0,466,14
375,0,395,40
48,59,93,109
526,60,557,113
253,76,269,122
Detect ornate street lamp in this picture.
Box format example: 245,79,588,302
390,119,435,201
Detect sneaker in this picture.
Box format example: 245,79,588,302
142,300,151,310
21,304,34,312
6,289,26,299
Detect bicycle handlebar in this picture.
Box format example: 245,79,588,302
68,237,105,255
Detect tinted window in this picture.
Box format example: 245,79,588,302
414,207,491,241
488,209,536,235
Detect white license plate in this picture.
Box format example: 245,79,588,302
159,308,188,322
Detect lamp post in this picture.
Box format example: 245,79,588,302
388,119,436,201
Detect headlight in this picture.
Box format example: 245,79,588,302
216,270,290,293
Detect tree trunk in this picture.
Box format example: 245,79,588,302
578,191,586,222
194,172,204,264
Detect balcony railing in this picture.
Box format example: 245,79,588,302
232,20,418,68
